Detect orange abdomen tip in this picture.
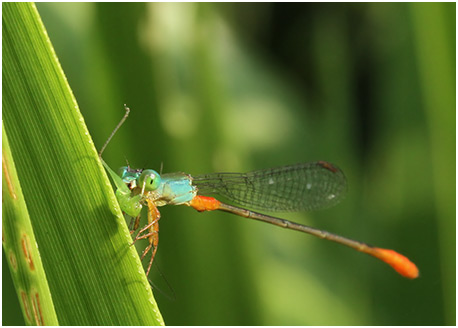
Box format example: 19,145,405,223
190,195,221,212
373,248,419,279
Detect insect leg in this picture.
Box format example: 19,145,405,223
129,215,141,235
128,199,161,276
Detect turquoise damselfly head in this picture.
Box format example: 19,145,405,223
117,166,161,193
138,169,162,192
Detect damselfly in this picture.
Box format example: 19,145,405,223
99,106,419,279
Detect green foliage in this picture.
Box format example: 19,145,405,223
2,3,163,325
3,123,59,325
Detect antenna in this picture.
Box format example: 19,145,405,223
99,104,130,158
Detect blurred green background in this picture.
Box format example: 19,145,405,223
3,3,455,325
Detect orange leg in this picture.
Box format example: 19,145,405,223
131,199,160,277
129,215,141,234
132,220,157,243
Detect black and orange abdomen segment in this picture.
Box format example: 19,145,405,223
190,195,222,212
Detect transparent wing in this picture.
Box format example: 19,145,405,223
192,161,347,212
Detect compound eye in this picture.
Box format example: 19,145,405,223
139,169,161,191
118,166,129,178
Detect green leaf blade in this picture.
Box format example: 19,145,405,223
3,123,59,326
3,3,163,325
